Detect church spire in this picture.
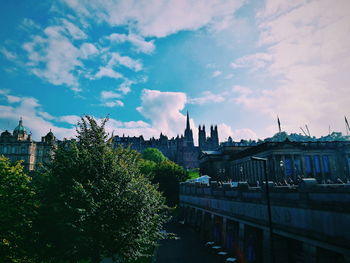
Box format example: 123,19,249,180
184,111,194,147
186,111,190,130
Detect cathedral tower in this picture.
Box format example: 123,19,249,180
198,125,206,150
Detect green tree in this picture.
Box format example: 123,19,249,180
152,160,188,207
0,157,37,263
141,148,167,164
140,147,188,207
35,116,167,263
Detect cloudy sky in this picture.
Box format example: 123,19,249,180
0,0,349,143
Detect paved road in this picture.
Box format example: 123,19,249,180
155,222,219,263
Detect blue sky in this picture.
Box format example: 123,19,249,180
0,0,349,143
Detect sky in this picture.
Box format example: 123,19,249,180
0,0,349,144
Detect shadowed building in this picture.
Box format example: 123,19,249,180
113,112,220,169
200,139,350,184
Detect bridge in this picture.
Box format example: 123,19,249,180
179,180,350,263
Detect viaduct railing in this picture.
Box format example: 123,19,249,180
179,180,350,262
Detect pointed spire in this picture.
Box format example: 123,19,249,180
186,111,190,130
19,117,23,125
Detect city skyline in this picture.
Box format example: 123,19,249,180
0,0,349,142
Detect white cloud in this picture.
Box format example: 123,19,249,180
118,85,131,95
231,53,272,71
212,70,222,78
0,90,242,144
6,95,21,103
80,43,98,58
100,90,124,108
61,19,87,39
108,33,155,54
0,93,76,140
102,100,124,107
232,85,252,96
100,91,122,100
0,89,10,95
107,53,142,72
232,128,258,141
256,0,306,19
95,67,123,79
38,111,55,120
189,91,225,105
123,120,150,128
117,79,134,95
94,53,142,80
57,115,81,125
0,47,17,61
232,0,350,137
62,0,245,38
137,89,189,138
23,25,82,88
224,74,234,79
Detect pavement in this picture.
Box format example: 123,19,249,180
155,222,220,263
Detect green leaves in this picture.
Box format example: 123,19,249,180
0,117,169,263
0,156,38,263
140,149,190,207
35,116,168,263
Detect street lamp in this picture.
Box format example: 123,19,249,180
279,160,284,181
251,156,275,263
240,166,243,181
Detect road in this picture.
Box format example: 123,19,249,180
155,222,220,263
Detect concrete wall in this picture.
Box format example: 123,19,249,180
180,182,350,263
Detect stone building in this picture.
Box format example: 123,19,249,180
199,124,219,151
1,114,221,171
200,138,350,184
113,112,220,169
0,118,57,171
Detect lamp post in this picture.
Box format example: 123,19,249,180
251,157,275,263
240,166,243,181
279,160,284,182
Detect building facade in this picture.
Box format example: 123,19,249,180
200,139,350,184
1,114,221,170
0,118,57,171
180,179,350,262
199,124,219,151
113,112,220,169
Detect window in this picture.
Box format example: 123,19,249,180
3,146,8,154
322,155,330,174
285,158,293,177
21,147,25,154
305,156,312,176
313,155,321,175
294,158,302,175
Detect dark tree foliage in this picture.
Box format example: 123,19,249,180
151,160,188,207
140,148,189,206
34,116,168,263
0,157,37,263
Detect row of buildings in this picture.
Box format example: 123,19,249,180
2,116,350,184
0,113,220,170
